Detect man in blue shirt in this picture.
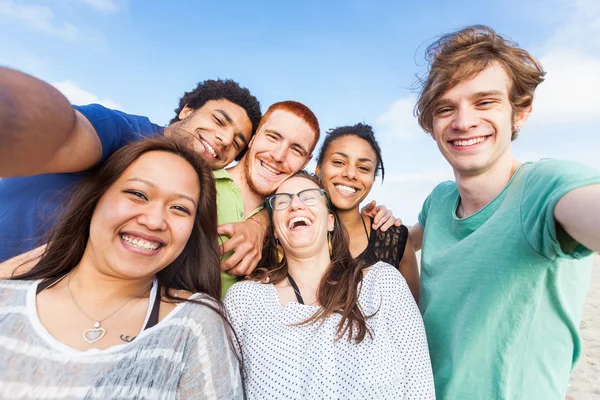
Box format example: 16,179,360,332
0,67,262,263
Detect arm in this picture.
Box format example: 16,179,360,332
554,184,600,252
217,209,269,276
0,67,102,177
409,223,424,252
0,244,46,279
360,200,402,232
398,234,420,303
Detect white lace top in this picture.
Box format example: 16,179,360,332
224,262,435,399
0,280,243,399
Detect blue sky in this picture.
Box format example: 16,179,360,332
2,0,599,224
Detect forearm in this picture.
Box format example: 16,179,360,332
0,67,76,177
555,184,600,253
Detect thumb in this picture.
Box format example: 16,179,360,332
217,224,234,238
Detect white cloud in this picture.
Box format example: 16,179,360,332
528,0,600,125
0,0,79,41
51,80,124,110
80,0,123,13
375,96,423,141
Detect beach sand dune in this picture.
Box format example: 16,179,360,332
568,254,600,399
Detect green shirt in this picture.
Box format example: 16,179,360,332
214,169,263,294
418,159,600,400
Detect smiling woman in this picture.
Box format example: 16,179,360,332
0,137,243,399
224,171,434,399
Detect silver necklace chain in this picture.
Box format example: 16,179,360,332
66,273,153,344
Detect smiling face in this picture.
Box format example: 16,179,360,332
87,151,200,280
170,99,253,170
316,135,377,212
272,177,334,258
431,62,530,178
242,110,317,197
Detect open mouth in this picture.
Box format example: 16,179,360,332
287,216,314,230
450,136,489,148
259,160,284,177
334,184,358,195
120,233,164,253
199,139,220,160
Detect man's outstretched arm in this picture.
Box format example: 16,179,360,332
0,67,102,177
555,184,600,253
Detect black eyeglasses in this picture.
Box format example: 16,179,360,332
266,188,329,211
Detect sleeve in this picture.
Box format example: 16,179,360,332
520,159,600,259
177,304,244,399
377,265,435,399
73,104,163,163
418,181,454,229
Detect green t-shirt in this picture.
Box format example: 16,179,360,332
418,159,600,400
214,169,263,294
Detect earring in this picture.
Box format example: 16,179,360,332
276,239,285,263
328,232,333,257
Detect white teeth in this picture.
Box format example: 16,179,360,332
121,234,160,251
288,217,312,230
200,140,218,158
261,162,280,175
335,184,357,194
453,137,486,147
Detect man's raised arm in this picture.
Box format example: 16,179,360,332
0,67,102,177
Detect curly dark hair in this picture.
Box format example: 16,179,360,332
170,79,262,160
316,123,385,182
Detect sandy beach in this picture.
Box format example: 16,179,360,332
568,254,600,399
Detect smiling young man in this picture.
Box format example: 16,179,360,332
409,26,600,399
0,67,261,263
215,101,321,292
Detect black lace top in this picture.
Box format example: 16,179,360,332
355,218,409,268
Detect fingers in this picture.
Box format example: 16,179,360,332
217,223,235,238
360,200,377,216
221,240,261,276
371,205,388,230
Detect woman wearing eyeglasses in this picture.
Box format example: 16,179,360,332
223,171,434,399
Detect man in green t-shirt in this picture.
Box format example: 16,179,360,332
216,101,321,292
409,25,600,399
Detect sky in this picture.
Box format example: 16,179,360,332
1,0,599,224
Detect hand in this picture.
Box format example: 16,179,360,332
217,219,264,277
361,200,402,232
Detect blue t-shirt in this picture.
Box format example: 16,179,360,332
0,104,164,262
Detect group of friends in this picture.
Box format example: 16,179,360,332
0,25,599,400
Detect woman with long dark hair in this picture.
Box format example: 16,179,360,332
315,123,420,301
0,137,242,399
224,171,434,399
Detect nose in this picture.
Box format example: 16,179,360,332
288,194,306,210
215,127,235,149
137,204,168,231
450,106,479,132
270,145,287,163
342,164,357,180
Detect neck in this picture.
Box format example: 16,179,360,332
285,247,331,290
336,206,366,235
455,156,521,218
228,162,265,216
68,252,154,304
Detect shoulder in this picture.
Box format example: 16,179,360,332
430,180,457,198
0,280,36,305
526,158,600,180
364,262,410,292
223,280,267,308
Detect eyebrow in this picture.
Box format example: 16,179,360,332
436,90,505,107
126,177,197,207
216,109,248,147
265,129,309,155
331,151,375,164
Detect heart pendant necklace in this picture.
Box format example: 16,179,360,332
66,273,152,345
